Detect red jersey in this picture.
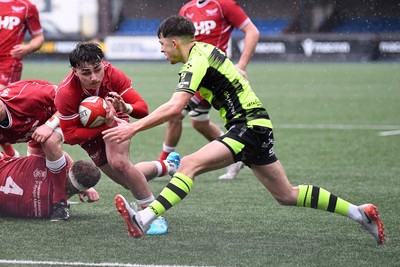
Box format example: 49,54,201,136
56,61,148,145
0,153,53,218
0,0,43,59
0,80,57,144
179,0,250,52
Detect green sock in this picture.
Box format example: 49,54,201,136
148,173,193,216
296,185,350,216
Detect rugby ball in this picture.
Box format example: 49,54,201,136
79,96,107,128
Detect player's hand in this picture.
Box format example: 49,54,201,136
235,65,249,80
10,44,30,59
106,92,132,113
79,188,100,203
104,99,117,127
32,124,53,143
102,118,135,143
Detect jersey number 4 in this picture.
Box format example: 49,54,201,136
0,176,23,195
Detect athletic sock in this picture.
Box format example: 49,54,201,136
46,154,67,204
296,185,351,217
145,173,193,222
137,194,155,210
158,143,176,160
1,144,16,157
153,160,173,177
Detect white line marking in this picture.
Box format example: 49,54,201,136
378,129,400,137
0,259,203,267
180,123,400,130
275,124,400,130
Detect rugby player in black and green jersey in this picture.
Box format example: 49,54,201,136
103,15,385,244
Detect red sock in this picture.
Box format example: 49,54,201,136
157,160,168,177
46,155,68,204
1,144,15,156
158,151,170,161
51,166,67,204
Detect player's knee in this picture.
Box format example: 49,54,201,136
191,119,209,132
168,116,183,126
179,155,202,177
107,157,126,173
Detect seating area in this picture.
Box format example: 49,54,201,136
116,19,163,35
115,16,400,36
115,18,292,36
330,17,400,33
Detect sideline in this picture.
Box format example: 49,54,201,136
181,122,400,131
0,259,206,267
378,129,400,137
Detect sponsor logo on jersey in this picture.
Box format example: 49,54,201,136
0,88,11,97
205,8,218,16
185,12,194,19
33,168,47,181
11,6,26,13
0,16,21,30
177,71,192,89
193,20,217,35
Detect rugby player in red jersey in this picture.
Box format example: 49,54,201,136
0,152,100,218
56,42,180,235
0,0,44,158
0,80,70,220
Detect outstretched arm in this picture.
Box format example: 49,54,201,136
103,91,192,143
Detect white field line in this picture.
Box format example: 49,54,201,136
0,259,206,267
179,122,400,131
181,122,400,136
378,129,400,137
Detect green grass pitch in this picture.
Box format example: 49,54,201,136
1,61,399,267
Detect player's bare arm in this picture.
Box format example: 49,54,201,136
103,91,191,142
79,188,100,203
10,33,44,59
235,21,259,71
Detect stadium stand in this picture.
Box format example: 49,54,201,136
116,19,162,36
116,18,292,36
330,17,400,33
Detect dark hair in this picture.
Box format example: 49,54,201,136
69,42,104,69
157,15,196,39
71,160,101,189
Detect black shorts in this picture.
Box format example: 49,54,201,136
216,123,278,167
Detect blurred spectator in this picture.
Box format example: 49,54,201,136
0,0,44,157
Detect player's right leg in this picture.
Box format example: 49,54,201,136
158,114,184,160
116,141,231,238
190,105,245,180
1,144,20,157
252,161,385,244
135,152,181,181
39,130,69,221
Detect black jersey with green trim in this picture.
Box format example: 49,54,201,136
176,42,272,129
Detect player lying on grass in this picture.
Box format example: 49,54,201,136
0,152,100,219
103,15,385,244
